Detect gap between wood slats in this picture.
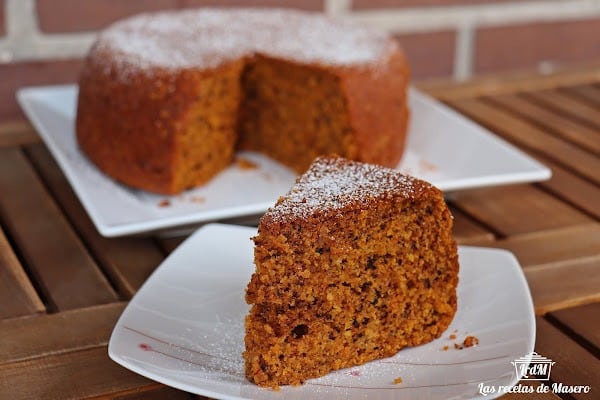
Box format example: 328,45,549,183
490,224,600,316
525,257,600,315
449,184,591,238
0,224,45,319
0,302,126,365
449,205,496,246
0,347,154,400
482,93,600,155
534,317,599,400
445,200,509,240
563,84,600,105
417,65,600,101
87,385,196,400
491,223,600,268
0,147,117,312
523,89,600,130
534,155,600,220
485,93,600,155
547,302,600,359
0,121,39,148
0,209,53,314
24,144,166,299
446,97,600,185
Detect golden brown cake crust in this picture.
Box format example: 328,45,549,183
244,156,459,387
341,50,410,168
75,8,410,194
77,51,246,193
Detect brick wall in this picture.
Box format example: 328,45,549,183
1,0,599,119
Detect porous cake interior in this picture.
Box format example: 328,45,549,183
244,158,458,387
172,55,360,191
237,55,358,173
173,61,245,191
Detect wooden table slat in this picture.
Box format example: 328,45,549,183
492,223,600,268
563,83,600,105
0,302,125,365
0,66,598,400
0,121,40,148
0,225,45,319
450,184,591,237
25,144,166,298
0,347,154,400
417,64,600,101
548,302,600,354
0,147,118,311
525,257,600,315
101,385,195,400
524,88,600,130
535,317,599,399
449,205,496,245
447,97,600,184
487,93,600,154
536,155,600,220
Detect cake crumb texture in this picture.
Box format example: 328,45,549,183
244,156,459,387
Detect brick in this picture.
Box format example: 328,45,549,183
0,59,83,121
37,0,325,33
394,30,455,80
0,0,5,36
475,18,600,74
353,0,526,9
37,0,178,33
179,0,324,10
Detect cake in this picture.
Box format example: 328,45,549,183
75,8,410,194
244,156,459,387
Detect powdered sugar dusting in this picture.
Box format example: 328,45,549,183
267,157,432,221
94,8,397,75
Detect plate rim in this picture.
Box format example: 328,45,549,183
108,223,536,400
17,84,551,237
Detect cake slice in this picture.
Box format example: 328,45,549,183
244,156,459,387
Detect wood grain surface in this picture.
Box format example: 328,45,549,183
1,65,598,399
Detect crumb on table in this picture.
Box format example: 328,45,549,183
393,376,403,385
158,199,171,207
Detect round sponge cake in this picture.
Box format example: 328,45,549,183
76,8,410,194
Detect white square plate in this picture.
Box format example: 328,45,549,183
17,85,550,237
108,224,535,400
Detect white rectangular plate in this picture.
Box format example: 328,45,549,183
17,85,550,237
108,224,535,400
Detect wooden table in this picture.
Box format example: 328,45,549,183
1,65,599,399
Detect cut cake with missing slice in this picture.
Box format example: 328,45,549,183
244,156,459,387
